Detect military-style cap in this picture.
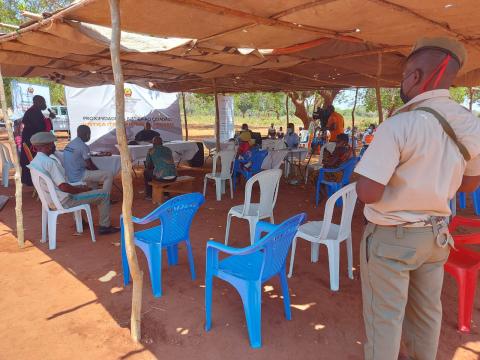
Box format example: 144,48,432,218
408,37,467,68
31,132,56,145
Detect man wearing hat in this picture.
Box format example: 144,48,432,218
29,132,119,235
355,37,480,359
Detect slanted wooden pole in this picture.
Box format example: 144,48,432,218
212,79,220,151
181,92,189,140
375,86,383,123
0,66,24,247
108,0,143,342
352,88,359,154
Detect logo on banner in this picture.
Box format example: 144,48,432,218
124,88,133,97
27,87,34,94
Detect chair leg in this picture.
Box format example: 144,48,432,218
288,237,298,278
205,269,214,331
74,210,83,233
311,243,320,263
269,216,274,224
456,270,478,332
215,178,222,201
346,235,353,279
221,180,226,194
185,240,196,280
279,268,292,320
326,242,340,291
305,166,309,185
2,166,8,187
229,178,233,199
203,177,208,197
47,212,58,250
120,225,131,286
146,244,163,298
167,245,178,266
225,213,233,245
239,282,262,349
315,182,321,207
248,218,258,245
85,207,96,242
41,209,48,243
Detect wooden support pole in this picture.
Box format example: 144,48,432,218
469,87,474,111
108,0,143,342
0,23,19,30
285,94,290,127
352,88,359,153
213,79,220,151
182,92,189,140
375,86,383,123
0,66,24,248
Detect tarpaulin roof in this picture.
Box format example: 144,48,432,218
0,0,479,92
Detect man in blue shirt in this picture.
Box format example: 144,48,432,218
284,123,299,149
144,136,177,200
63,125,113,196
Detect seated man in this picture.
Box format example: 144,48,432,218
144,136,177,200
135,122,160,143
322,133,352,182
284,123,299,149
277,126,285,139
267,123,276,139
63,125,113,196
29,132,119,234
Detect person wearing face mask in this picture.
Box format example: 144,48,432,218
354,38,480,360
284,123,299,149
20,95,54,185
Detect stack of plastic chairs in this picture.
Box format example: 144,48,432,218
121,192,205,297
233,149,268,190
446,216,480,332
457,189,480,216
315,156,359,207
205,213,306,348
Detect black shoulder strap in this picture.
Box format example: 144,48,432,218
415,107,471,161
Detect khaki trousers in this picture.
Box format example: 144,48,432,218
360,223,449,360
62,189,111,227
82,170,113,195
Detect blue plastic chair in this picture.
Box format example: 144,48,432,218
233,149,268,190
121,192,205,297
458,188,480,215
315,157,359,207
205,213,306,348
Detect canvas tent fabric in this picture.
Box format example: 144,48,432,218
0,0,479,91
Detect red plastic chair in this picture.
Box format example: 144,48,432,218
446,216,480,332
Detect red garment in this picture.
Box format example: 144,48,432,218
44,117,53,132
238,141,250,155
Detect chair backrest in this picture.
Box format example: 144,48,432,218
274,140,287,150
319,142,336,160
259,213,306,280
0,143,10,167
213,150,236,177
318,182,357,241
250,150,268,173
340,157,360,185
28,165,65,211
134,192,205,246
243,169,282,217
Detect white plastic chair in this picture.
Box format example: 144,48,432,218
225,168,282,245
0,143,14,187
203,150,236,201
28,165,96,250
288,182,357,291
305,142,336,184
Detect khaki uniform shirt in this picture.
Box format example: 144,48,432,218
355,89,480,225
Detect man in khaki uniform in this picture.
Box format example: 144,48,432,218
355,37,480,360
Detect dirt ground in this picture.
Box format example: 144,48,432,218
0,133,479,360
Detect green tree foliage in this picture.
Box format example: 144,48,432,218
362,88,403,118
234,93,257,117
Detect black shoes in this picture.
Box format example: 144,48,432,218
99,226,120,235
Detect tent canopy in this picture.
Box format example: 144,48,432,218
1,0,479,92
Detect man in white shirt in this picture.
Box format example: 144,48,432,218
284,123,299,149
63,125,113,196
355,37,480,360
29,132,119,235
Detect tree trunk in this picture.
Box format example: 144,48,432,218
469,87,473,111
375,86,384,123
287,92,311,128
108,0,143,342
0,65,24,248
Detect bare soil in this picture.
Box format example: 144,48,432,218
0,136,479,360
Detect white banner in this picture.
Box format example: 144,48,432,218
11,81,51,120
65,84,182,153
217,95,235,142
